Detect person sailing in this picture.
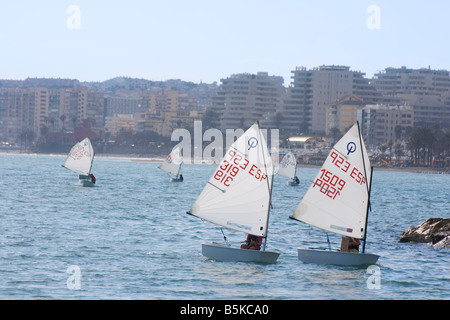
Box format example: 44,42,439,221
240,234,262,251
340,236,360,253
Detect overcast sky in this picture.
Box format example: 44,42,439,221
1,0,449,85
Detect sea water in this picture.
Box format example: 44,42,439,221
0,153,449,300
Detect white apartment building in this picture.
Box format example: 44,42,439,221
211,72,284,131
283,65,379,134
357,104,414,146
372,66,450,127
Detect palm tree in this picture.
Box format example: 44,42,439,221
406,127,436,166
60,114,66,132
394,125,403,141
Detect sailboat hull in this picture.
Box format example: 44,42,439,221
78,175,95,187
202,243,279,264
297,248,379,266
287,181,299,186
80,180,95,187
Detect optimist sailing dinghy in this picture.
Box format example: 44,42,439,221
159,147,183,182
63,137,96,187
290,122,379,266
187,121,280,264
277,151,299,186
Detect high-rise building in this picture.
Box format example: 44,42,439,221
32,88,49,139
211,72,284,131
282,65,379,134
0,86,104,143
0,89,25,142
372,66,450,127
59,87,104,132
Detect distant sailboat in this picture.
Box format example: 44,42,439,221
63,137,96,187
159,147,183,182
187,121,279,263
290,122,379,265
277,151,299,185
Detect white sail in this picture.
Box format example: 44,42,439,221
63,137,94,176
291,123,371,239
159,147,182,177
277,151,297,179
189,122,274,237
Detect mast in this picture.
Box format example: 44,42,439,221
89,150,95,175
257,120,274,251
357,121,373,253
362,166,373,253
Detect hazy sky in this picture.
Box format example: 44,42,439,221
1,0,449,85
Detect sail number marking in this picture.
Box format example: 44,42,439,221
213,150,267,187
329,151,366,185
313,169,346,200
70,145,91,160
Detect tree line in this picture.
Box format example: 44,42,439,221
377,125,450,167
405,125,450,167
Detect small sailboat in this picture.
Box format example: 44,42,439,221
187,121,280,264
159,147,183,182
278,151,299,185
63,137,96,187
290,122,379,265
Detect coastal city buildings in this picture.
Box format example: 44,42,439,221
358,104,414,146
372,66,450,128
211,72,284,131
326,95,365,136
282,65,379,135
0,65,450,154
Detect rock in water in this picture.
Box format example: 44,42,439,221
433,236,450,249
399,218,450,248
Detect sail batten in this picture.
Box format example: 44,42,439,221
291,123,371,239
63,138,94,176
189,122,274,237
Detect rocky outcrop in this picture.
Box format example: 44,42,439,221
399,218,450,249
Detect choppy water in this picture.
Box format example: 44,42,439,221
0,153,449,300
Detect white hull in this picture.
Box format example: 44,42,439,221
287,181,299,186
79,177,95,187
202,243,279,264
297,248,379,266
170,178,183,182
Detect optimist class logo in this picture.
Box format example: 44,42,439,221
247,137,258,150
347,142,356,155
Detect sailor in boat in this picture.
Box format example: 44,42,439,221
292,176,300,184
340,237,360,253
240,234,262,250
89,173,96,184
178,174,184,182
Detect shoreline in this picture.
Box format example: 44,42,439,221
1,150,448,174
297,164,449,174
